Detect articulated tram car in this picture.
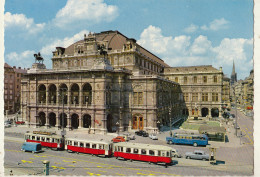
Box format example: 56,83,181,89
65,138,113,157
113,142,172,167
24,132,64,150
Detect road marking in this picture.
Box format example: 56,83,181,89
29,158,34,159
68,165,75,167
115,173,125,176
54,162,61,164
98,170,107,173
51,166,66,170
241,129,254,144
137,172,155,175
87,172,101,176
34,155,47,157
63,160,76,163
21,160,33,163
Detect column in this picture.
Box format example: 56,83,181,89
78,114,82,128
55,112,60,129
45,113,50,128
56,89,59,106
119,108,124,132
68,88,71,106
79,89,82,106
46,91,49,106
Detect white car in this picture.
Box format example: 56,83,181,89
149,134,158,140
123,133,135,140
4,122,11,128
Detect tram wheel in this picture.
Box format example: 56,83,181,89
130,159,133,162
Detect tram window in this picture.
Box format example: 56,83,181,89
74,142,78,146
57,139,60,143
141,149,146,155
86,143,90,148
167,152,170,157
80,143,84,147
133,148,138,154
46,138,50,142
69,141,72,145
37,137,40,141
92,144,96,149
121,147,123,152
149,150,155,156
42,137,45,141
99,145,104,149
126,148,131,153
51,138,54,143
115,146,118,151
158,151,161,156
32,136,35,140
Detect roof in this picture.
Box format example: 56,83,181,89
198,125,226,134
4,63,12,68
63,30,169,67
66,138,111,145
115,142,172,151
164,65,221,74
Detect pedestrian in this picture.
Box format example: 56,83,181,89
10,170,13,176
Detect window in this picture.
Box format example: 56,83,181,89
149,150,155,156
175,77,178,83
99,144,104,149
213,76,217,83
193,76,197,83
212,93,218,101
192,93,198,102
92,144,96,149
167,152,170,157
46,138,50,142
80,142,84,147
183,93,189,102
37,136,40,141
42,137,45,141
86,143,90,148
158,151,161,156
133,92,143,105
203,76,207,83
126,148,131,153
133,148,139,154
202,93,208,101
32,136,35,140
184,77,187,84
141,149,146,155
74,141,78,146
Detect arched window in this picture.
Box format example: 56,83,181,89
193,76,197,83
175,77,178,83
184,77,187,84
213,76,218,83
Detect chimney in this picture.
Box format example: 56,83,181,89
18,67,21,69
13,66,16,69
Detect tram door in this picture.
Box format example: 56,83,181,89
132,116,143,130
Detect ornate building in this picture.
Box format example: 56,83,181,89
21,31,183,134
222,75,231,108
163,65,224,118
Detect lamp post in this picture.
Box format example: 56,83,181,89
233,86,238,137
157,120,160,133
169,107,172,136
116,122,119,135
59,88,67,139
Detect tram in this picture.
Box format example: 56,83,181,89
65,138,113,157
113,142,172,167
24,132,64,150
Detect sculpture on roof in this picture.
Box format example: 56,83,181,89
34,52,44,64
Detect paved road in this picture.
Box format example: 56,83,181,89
4,136,253,176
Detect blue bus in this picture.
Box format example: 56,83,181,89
166,133,208,147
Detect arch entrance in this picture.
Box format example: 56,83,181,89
83,114,91,128
211,108,219,117
107,114,113,132
201,108,209,117
71,114,79,129
59,113,67,128
38,112,46,126
132,114,143,130
49,112,56,127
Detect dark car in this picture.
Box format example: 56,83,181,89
135,130,149,137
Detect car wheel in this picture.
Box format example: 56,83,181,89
174,155,177,158
186,156,190,159
202,158,206,161
168,141,172,145
193,142,198,147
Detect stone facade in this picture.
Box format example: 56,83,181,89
21,31,182,134
163,65,224,118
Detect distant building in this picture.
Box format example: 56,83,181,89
222,75,231,108
4,63,27,114
230,60,237,86
164,65,224,118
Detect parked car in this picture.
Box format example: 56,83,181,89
135,130,149,137
185,150,209,161
149,134,158,140
4,122,11,128
123,133,135,140
15,121,25,125
235,125,240,129
171,148,182,158
111,136,126,143
5,120,12,125
21,142,42,153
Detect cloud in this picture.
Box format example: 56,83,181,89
4,12,45,34
138,26,253,77
5,50,36,68
201,18,229,31
184,24,199,33
53,0,118,28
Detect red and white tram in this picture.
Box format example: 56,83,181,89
24,132,64,150
65,138,113,157
113,142,172,167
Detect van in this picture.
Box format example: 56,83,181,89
171,148,182,158
21,142,42,153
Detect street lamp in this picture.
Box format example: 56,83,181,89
59,88,67,139
116,122,119,135
157,120,160,133
233,87,238,137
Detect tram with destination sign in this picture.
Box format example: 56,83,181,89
113,142,172,167
24,132,64,150
65,138,113,157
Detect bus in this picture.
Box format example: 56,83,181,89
166,133,208,147
113,142,172,167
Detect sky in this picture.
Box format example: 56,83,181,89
3,0,253,80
